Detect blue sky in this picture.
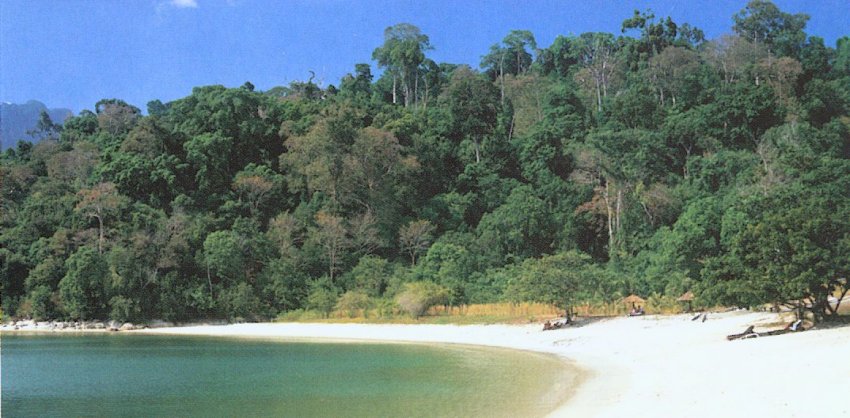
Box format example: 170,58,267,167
1,0,847,114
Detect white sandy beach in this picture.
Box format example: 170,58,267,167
131,311,850,418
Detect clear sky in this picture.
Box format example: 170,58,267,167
1,0,847,114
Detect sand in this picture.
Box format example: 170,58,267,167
129,311,850,418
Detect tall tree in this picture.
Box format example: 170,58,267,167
647,46,700,106
733,0,809,57
372,23,432,107
399,219,435,265
481,30,538,102
309,211,351,283
573,33,620,112
75,182,123,254
439,66,500,163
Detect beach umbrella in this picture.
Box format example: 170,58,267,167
621,294,645,309
677,291,695,312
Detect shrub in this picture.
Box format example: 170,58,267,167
307,286,338,318
345,256,392,297
223,283,265,320
108,295,138,323
396,281,449,319
59,247,109,320
372,298,399,318
20,286,57,319
335,291,372,318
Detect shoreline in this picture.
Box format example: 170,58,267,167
134,312,850,418
6,311,850,417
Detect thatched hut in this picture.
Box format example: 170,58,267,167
621,294,646,309
677,291,695,312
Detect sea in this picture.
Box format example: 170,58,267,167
1,333,575,417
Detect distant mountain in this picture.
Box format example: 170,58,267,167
0,100,73,150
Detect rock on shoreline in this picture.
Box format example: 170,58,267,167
0,318,227,332
1,319,142,332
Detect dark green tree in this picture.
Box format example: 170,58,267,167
58,247,108,320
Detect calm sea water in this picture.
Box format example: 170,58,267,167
2,333,575,417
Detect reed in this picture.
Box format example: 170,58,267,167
276,298,693,324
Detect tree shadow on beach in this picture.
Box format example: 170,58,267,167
544,316,612,330
727,313,850,341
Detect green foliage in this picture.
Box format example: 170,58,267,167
306,278,339,318
476,185,552,263
58,247,108,320
222,282,265,320
335,290,372,318
505,251,599,312
481,30,537,78
700,159,850,321
203,230,244,283
395,281,450,319
733,0,809,57
258,258,309,313
439,66,500,164
344,255,393,297
420,239,476,305
108,295,137,323
372,23,432,107
21,285,56,320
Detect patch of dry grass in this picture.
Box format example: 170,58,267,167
277,302,564,324
276,299,695,325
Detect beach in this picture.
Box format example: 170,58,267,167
6,311,849,417
131,311,850,418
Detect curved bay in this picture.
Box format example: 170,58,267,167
2,333,578,417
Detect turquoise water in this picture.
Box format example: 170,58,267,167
2,333,575,417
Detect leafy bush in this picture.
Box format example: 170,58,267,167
335,290,372,318
505,251,597,312
59,247,109,320
108,295,138,323
396,281,449,319
18,285,55,320
344,256,392,297
372,298,399,318
307,285,339,318
223,283,265,320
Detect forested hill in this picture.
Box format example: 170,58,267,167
2,1,848,324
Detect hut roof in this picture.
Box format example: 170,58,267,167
677,291,695,302
621,294,646,304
